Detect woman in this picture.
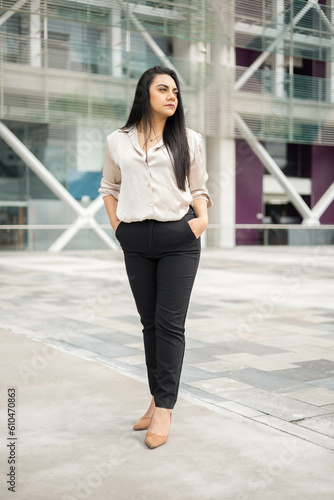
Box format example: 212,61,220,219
99,66,212,449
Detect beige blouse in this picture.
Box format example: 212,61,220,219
98,125,212,222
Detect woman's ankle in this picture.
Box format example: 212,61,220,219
154,407,172,414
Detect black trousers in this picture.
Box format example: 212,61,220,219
115,206,201,409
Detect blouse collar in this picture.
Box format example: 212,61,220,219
127,125,164,156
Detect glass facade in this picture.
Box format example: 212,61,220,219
0,0,334,250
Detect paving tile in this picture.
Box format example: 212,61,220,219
282,387,334,406
271,367,332,382
54,337,139,358
277,317,326,327
214,353,299,372
294,359,334,376
186,377,255,396
289,346,334,362
93,330,141,344
112,322,143,335
308,377,334,391
189,344,239,356
44,339,80,352
65,348,102,360
298,337,334,348
42,318,116,336
113,354,146,366
181,365,228,383
188,359,247,373
113,315,142,325
262,351,328,363
124,342,145,351
221,388,334,421
184,338,214,349
180,383,228,405
296,327,334,337
255,334,314,348
204,340,287,356
253,414,334,451
311,323,334,332
294,414,334,439
254,328,306,339
304,315,334,323
321,404,334,412
223,368,301,392
93,355,144,373
187,302,221,314
183,350,218,365
215,401,266,418
311,309,334,318
320,333,334,341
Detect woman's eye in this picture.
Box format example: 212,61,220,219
158,88,178,97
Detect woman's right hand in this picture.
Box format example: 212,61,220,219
113,220,121,233
102,195,120,234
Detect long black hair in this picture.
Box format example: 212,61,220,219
121,66,190,191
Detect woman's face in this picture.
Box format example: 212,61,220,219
149,74,178,120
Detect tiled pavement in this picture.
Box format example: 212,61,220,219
1,245,334,452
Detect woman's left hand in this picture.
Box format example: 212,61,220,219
188,216,208,239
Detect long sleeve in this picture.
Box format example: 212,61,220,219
188,134,213,208
98,139,122,200
98,127,211,222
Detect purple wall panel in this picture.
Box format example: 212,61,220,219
236,48,263,68
311,145,334,223
235,139,264,244
313,60,326,79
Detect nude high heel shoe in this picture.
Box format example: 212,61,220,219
133,396,155,430
133,417,152,431
145,412,172,449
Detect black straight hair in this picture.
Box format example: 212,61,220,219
121,66,190,191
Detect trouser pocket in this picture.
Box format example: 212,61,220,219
183,208,198,240
115,222,124,240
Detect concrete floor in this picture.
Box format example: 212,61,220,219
0,246,334,499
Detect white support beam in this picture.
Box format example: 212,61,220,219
0,121,118,251
48,217,83,253
310,182,334,220
273,0,285,98
234,0,319,92
318,0,334,102
329,0,334,104
30,0,42,67
88,216,118,249
0,121,85,217
312,1,334,35
234,21,334,52
0,0,29,27
111,6,122,78
84,194,105,217
207,0,236,248
116,0,186,85
234,113,320,225
48,213,117,252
